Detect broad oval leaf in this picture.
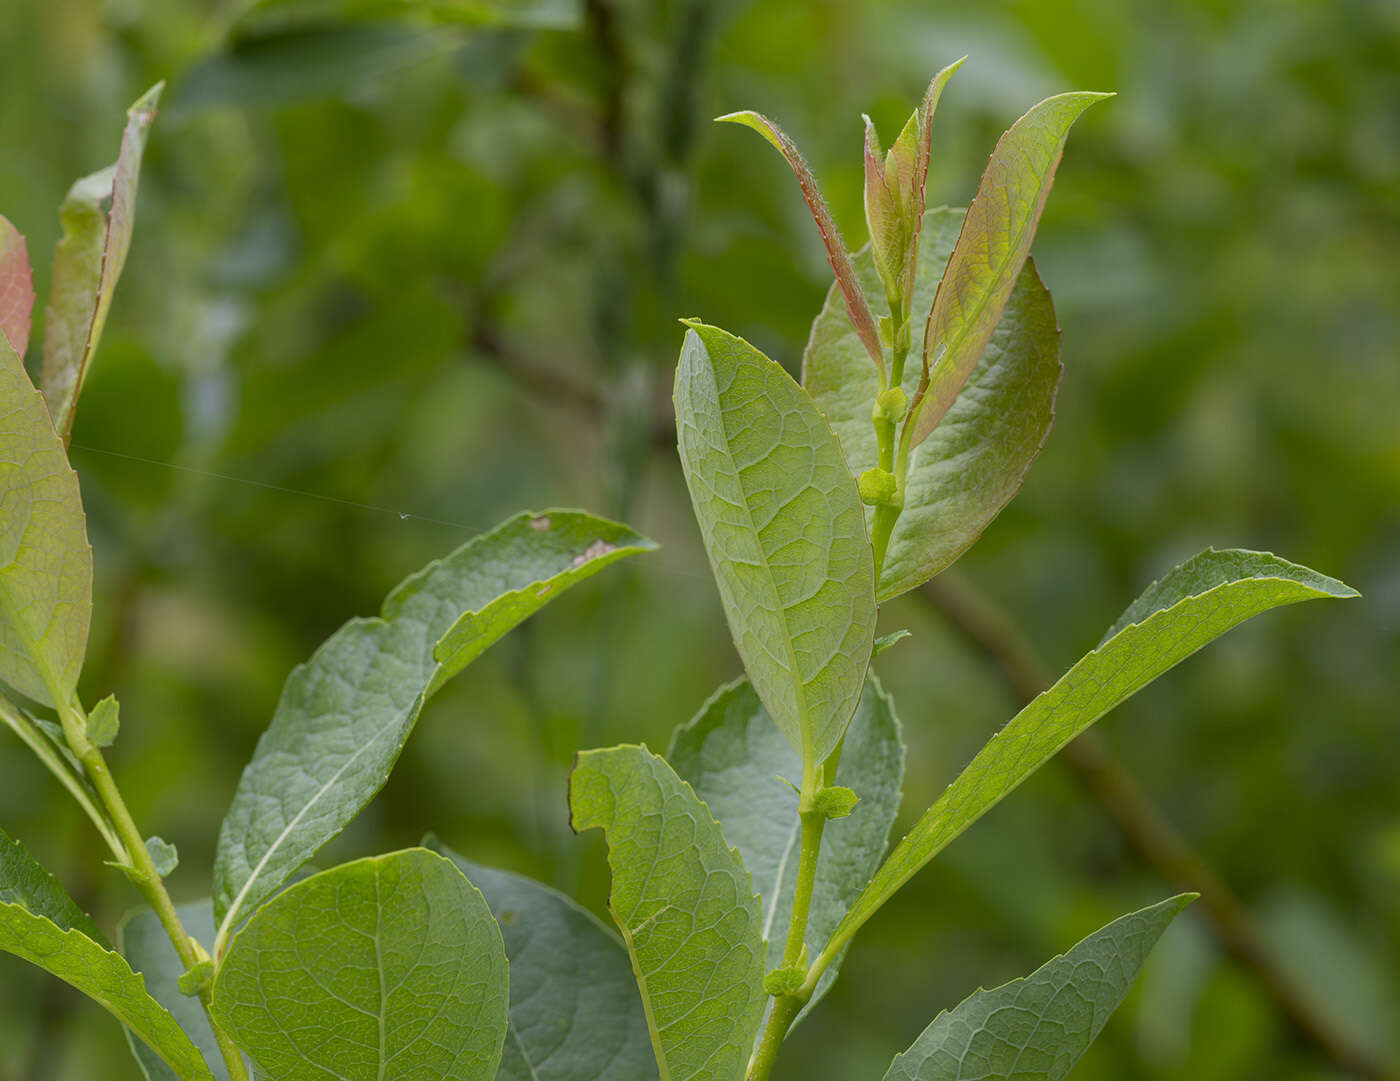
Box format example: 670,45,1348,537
41,82,161,442
0,215,34,354
121,901,241,1081
211,849,508,1081
0,334,92,707
569,744,766,1081
674,321,876,767
427,837,658,1081
883,895,1194,1081
805,207,1061,601
911,91,1109,446
212,509,654,947
669,675,904,1024
819,550,1356,967
0,903,214,1080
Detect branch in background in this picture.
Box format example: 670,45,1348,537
920,570,1396,1081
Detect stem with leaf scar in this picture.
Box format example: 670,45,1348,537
56,699,252,1081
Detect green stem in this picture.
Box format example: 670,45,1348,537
59,703,251,1081
746,993,802,1081
0,696,125,860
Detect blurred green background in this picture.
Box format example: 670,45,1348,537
1,0,1397,1078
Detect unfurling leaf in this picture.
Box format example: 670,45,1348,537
717,110,886,379
0,215,35,355
674,322,875,769
427,837,658,1081
144,837,178,878
806,208,1061,600
0,332,92,708
212,509,653,949
883,895,1194,1080
86,694,120,747
41,82,162,443
570,745,766,1081
821,550,1355,964
863,58,964,311
212,849,508,1081
910,91,1109,446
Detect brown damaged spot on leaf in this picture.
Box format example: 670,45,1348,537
572,538,617,567
530,515,551,531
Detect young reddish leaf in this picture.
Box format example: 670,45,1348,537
718,110,887,381
0,216,34,356
41,83,162,443
902,58,965,303
910,91,1110,446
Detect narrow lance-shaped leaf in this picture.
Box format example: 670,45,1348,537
212,850,508,1081
41,82,161,443
883,895,1195,1081
911,91,1109,446
570,745,766,1081
427,837,658,1081
717,111,886,380
0,829,214,1081
121,901,243,1081
0,215,34,354
902,59,965,299
0,333,92,707
805,207,1062,600
818,550,1356,968
674,322,875,769
213,510,655,948
669,675,904,1027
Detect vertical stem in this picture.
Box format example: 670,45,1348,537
61,705,251,1081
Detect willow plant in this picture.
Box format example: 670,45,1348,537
0,64,1355,1081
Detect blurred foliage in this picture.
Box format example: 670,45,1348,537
1,0,1397,1078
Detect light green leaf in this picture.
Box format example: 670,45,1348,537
0,214,34,355
673,321,876,768
144,837,179,878
41,83,161,443
0,903,214,1080
910,91,1109,447
87,693,120,746
883,895,1194,1081
569,745,766,1081
427,837,658,1081
121,901,243,1081
820,550,1356,966
668,676,904,1022
0,824,106,944
212,849,507,1081
805,208,1062,600
0,333,92,708
213,509,654,947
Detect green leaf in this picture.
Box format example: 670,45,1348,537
668,676,904,1022
805,208,1062,600
883,895,1194,1081
144,837,179,878
910,92,1109,446
212,509,653,948
426,837,658,1081
0,214,34,355
0,332,92,708
0,903,214,1080
0,824,106,944
86,693,121,746
41,83,161,443
673,321,876,768
120,901,243,1081
820,550,1356,965
569,745,766,1081
212,849,508,1081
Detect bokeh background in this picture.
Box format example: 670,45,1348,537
1,1,1397,1078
